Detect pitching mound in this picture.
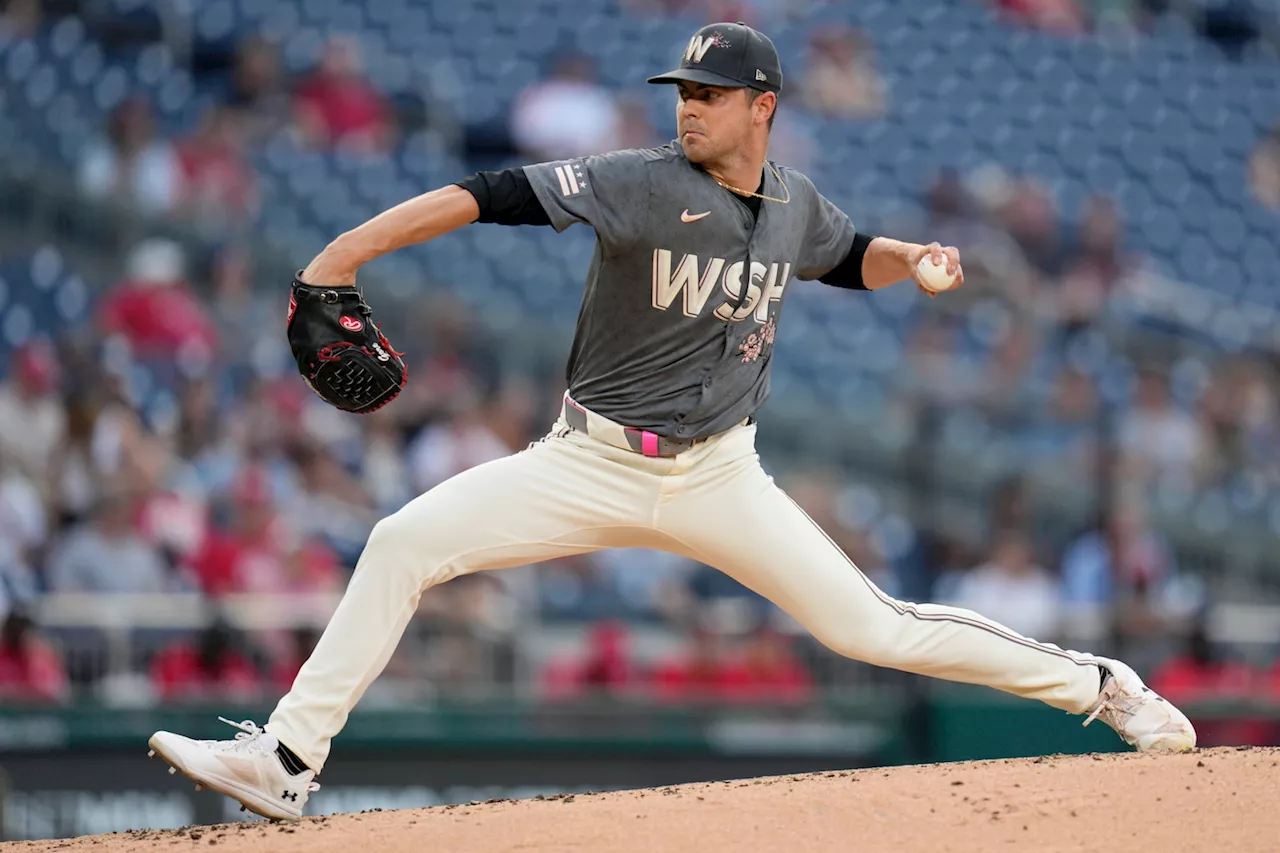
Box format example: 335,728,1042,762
9,747,1279,853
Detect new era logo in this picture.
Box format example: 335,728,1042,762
755,69,767,82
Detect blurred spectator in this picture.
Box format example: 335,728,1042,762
485,380,542,453
176,105,259,225
1060,499,1176,606
1195,357,1257,485
539,553,634,621
398,294,500,422
540,621,637,700
288,443,379,567
1118,370,1207,482
1058,197,1130,331
1150,618,1270,746
0,610,70,704
651,624,740,703
0,339,66,489
189,467,341,595
787,472,899,596
764,111,816,172
623,0,768,22
270,625,321,691
1199,0,1261,59
976,324,1040,425
1150,619,1255,701
0,537,39,617
0,463,49,574
944,529,1062,640
52,397,105,521
997,179,1064,277
97,240,219,364
1091,0,1143,37
0,0,40,37
293,37,392,152
137,479,207,570
149,620,262,703
687,564,774,621
903,313,985,405
384,573,519,694
172,378,239,495
208,246,282,365
615,97,663,150
923,170,993,252
928,537,983,601
511,52,621,161
995,0,1088,34
800,26,886,119
359,411,414,512
45,491,173,594
589,548,700,622
988,477,1031,535
621,0,702,14
925,170,968,229
408,390,510,493
1028,366,1098,466
1248,126,1280,210
77,95,181,216
719,624,814,704
226,36,289,140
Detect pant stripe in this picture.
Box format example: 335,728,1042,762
782,493,1097,670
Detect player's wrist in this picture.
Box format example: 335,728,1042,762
302,240,363,287
895,240,926,269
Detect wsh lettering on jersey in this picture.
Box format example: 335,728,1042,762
651,250,790,324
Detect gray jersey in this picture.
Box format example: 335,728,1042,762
524,141,858,440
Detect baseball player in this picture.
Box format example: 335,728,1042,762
148,22,1196,820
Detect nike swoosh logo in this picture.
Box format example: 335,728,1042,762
681,209,711,223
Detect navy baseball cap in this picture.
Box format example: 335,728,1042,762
647,22,783,94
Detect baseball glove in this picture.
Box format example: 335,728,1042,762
286,274,407,414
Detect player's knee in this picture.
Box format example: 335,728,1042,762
358,505,469,587
359,511,436,576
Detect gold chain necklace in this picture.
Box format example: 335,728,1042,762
708,161,791,204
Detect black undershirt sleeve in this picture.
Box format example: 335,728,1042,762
818,232,875,291
454,168,552,227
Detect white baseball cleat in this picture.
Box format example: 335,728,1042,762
1083,658,1197,753
147,717,318,821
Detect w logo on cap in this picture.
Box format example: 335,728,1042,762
684,31,729,63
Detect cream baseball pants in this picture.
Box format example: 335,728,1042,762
266,409,1103,771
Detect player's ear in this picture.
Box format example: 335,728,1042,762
753,91,776,127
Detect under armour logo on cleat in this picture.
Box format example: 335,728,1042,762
282,791,298,802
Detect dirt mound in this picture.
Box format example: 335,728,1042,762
8,747,1278,853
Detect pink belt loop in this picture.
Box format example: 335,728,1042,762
641,431,660,457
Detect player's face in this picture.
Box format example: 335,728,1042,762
675,82,754,164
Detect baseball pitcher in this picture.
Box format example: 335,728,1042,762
149,22,1196,820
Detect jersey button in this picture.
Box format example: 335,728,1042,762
702,377,713,388
675,425,691,437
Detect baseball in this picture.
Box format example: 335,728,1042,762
915,255,958,293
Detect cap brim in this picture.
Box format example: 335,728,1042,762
646,68,748,88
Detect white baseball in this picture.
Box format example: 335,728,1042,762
915,255,958,293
